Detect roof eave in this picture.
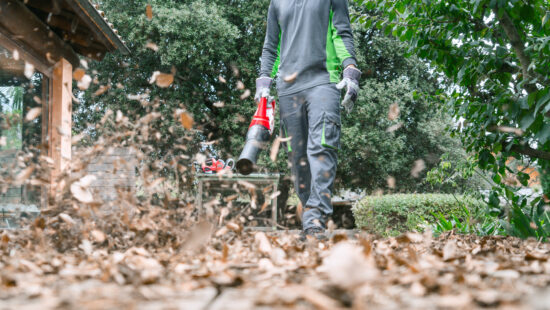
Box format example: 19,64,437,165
63,0,130,56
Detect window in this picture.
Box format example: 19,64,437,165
0,45,47,227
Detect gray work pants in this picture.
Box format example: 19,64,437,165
279,83,341,230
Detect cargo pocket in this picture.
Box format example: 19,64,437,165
320,112,341,150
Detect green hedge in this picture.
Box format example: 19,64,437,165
352,194,484,236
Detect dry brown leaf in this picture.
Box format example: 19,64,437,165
25,107,41,121
319,241,378,289
15,166,34,184
240,89,251,100
388,103,400,120
149,71,174,88
443,239,458,261
70,176,96,203
236,81,245,90
93,84,111,97
386,176,396,189
270,137,282,162
180,112,194,129
145,42,159,51
58,213,76,226
226,222,242,233
73,68,86,81
283,72,298,83
411,159,426,178
496,126,524,136
146,3,153,20
91,230,106,243
24,62,34,79
255,232,272,255
77,74,92,90
386,122,403,132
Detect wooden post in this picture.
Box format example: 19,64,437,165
50,58,72,198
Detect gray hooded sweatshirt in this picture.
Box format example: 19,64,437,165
260,0,357,96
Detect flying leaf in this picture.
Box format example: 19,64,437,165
180,112,194,129
146,4,153,20
24,62,34,79
388,103,400,120
73,68,86,81
240,89,251,100
93,84,111,97
411,159,426,178
386,122,403,132
77,75,92,90
15,166,34,184
145,42,159,52
58,213,76,226
283,72,298,83
387,176,396,189
25,107,41,121
236,81,245,90
149,71,174,88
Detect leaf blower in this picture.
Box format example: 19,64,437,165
236,97,276,175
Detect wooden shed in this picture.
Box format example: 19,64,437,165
0,0,129,221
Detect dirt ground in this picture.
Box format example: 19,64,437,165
1,225,550,310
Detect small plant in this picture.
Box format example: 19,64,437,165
353,193,484,236
429,204,504,237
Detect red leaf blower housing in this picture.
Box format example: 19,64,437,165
201,158,235,174
236,97,276,175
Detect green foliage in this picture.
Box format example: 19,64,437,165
352,193,484,236
431,204,504,237
541,160,550,196
76,0,290,186
354,0,550,238
338,21,475,193
426,153,488,193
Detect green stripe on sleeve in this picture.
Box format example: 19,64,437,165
325,11,344,83
271,30,282,78
331,11,352,63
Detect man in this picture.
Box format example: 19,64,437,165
255,0,361,238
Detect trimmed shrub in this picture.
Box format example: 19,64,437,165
352,194,484,236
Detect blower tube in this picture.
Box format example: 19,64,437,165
236,97,275,175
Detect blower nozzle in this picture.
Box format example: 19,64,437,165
236,97,276,175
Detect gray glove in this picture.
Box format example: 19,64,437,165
336,66,361,113
254,77,272,102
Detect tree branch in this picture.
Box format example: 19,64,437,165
493,8,538,94
507,143,550,161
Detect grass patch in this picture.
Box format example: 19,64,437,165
352,193,484,236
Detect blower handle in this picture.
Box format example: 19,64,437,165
249,97,270,129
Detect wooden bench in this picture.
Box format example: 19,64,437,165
195,173,280,230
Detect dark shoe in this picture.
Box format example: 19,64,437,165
299,226,327,241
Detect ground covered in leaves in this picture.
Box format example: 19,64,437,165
2,217,550,310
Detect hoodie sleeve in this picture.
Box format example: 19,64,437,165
331,0,357,68
259,1,281,78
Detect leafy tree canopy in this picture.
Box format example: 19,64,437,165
354,0,550,237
